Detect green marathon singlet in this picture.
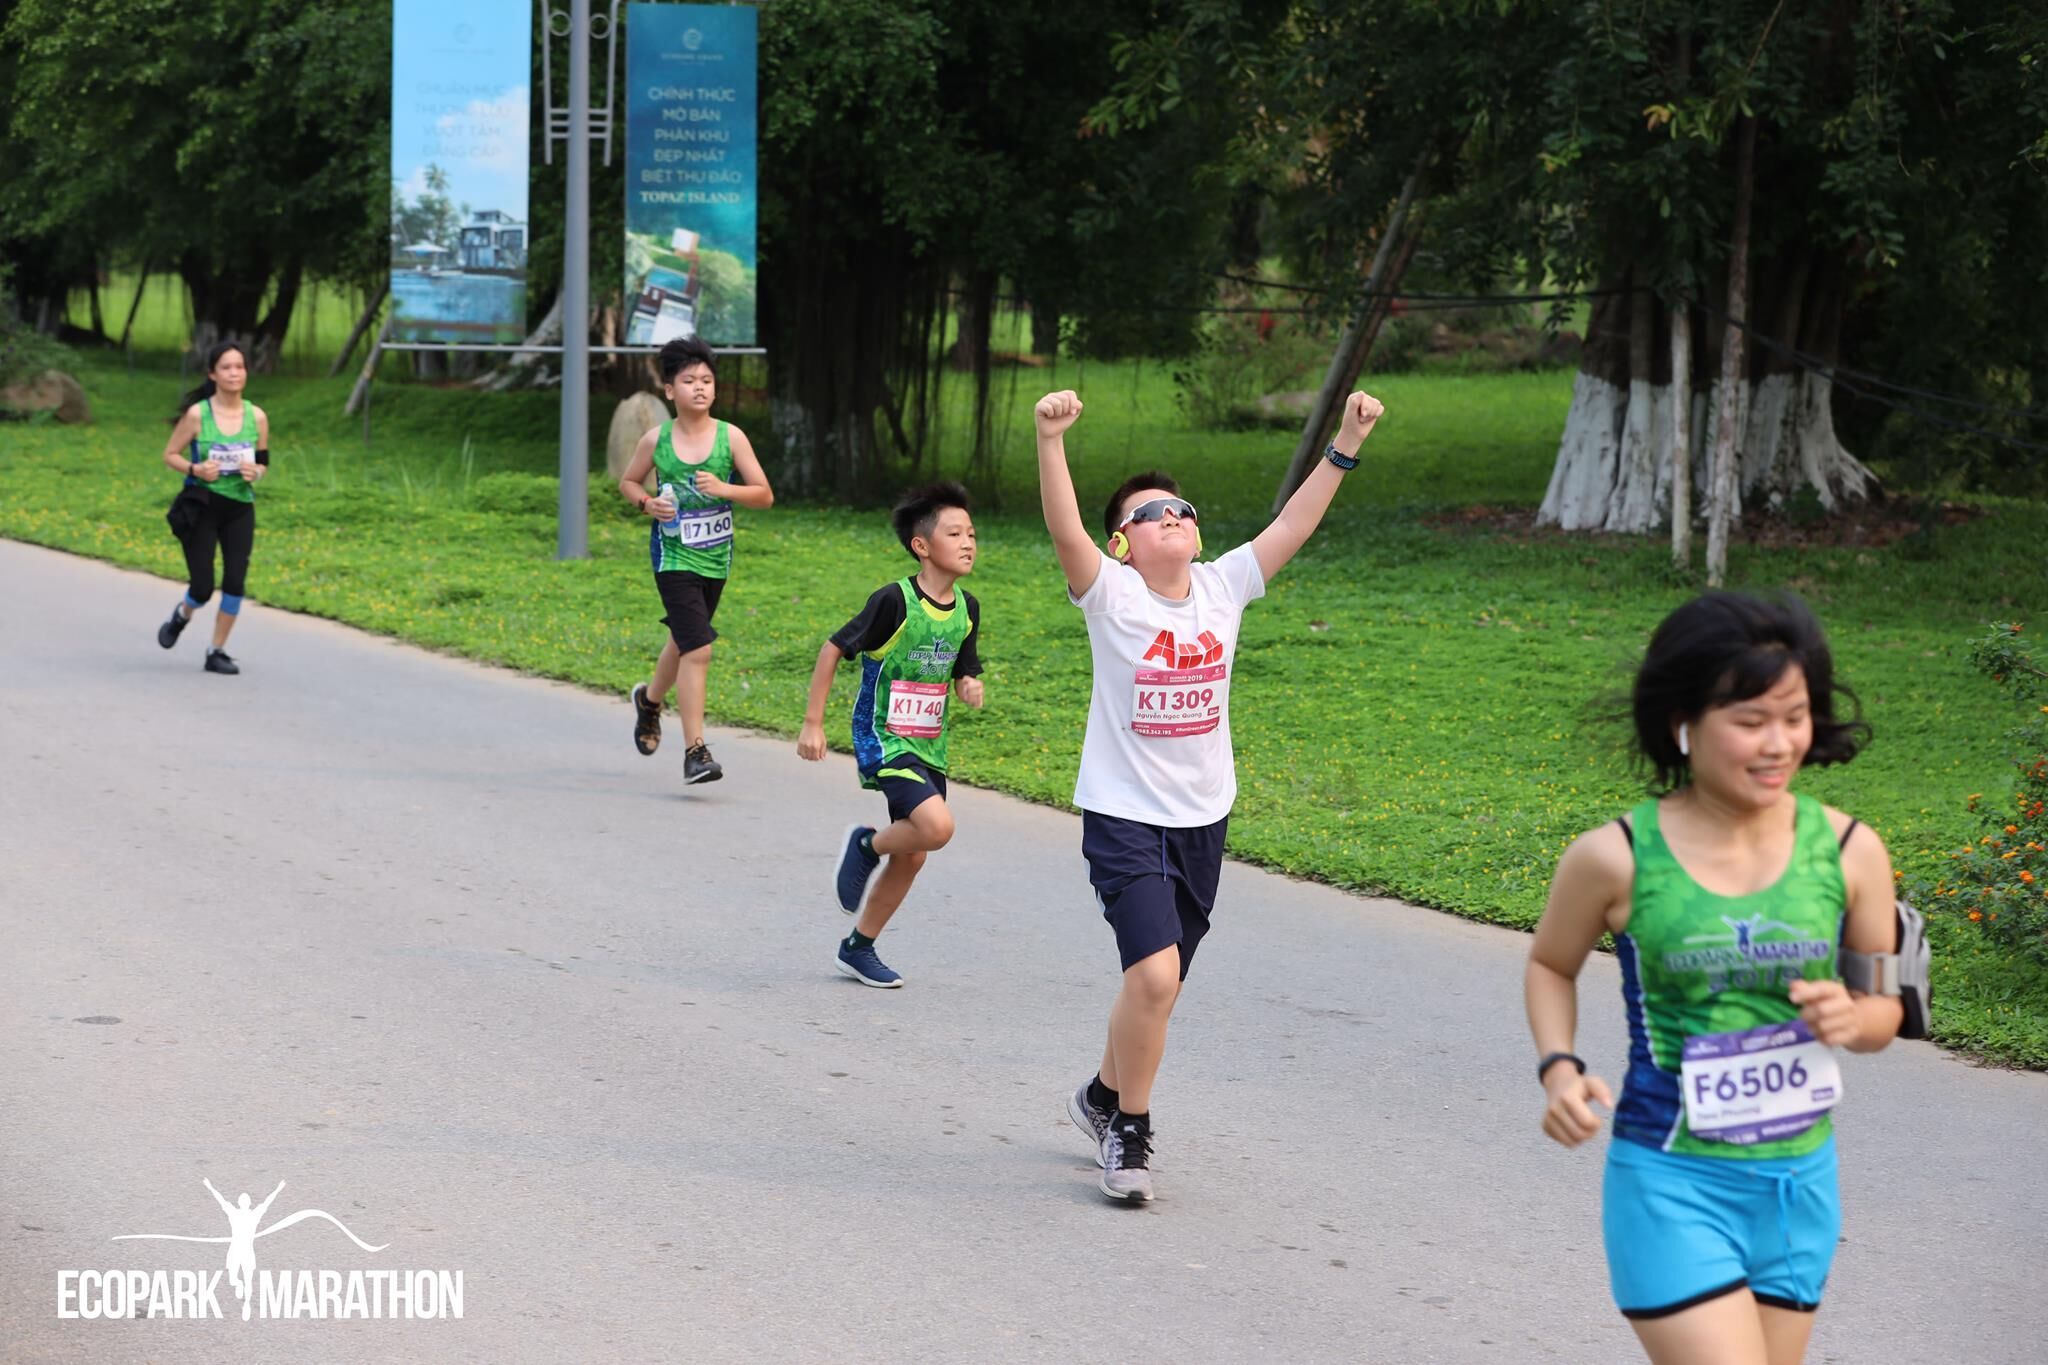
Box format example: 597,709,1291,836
190,400,257,504
648,419,736,578
850,579,976,785
1612,793,1846,1158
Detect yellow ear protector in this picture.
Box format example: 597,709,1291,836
1109,530,1130,560
1193,525,1204,555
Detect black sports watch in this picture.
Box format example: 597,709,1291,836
1537,1051,1585,1084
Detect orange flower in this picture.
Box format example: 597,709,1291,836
2006,825,2020,835
2024,871,2037,884
1969,910,1983,922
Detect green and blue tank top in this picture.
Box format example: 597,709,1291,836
1612,794,1845,1159
188,399,257,504
648,419,735,578
851,578,975,786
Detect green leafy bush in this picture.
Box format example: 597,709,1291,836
1918,623,2048,966
0,316,75,393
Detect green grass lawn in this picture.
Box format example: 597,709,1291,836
5,347,2044,1066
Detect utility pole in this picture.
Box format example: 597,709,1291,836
556,0,593,559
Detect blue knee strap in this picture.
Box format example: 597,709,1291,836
220,594,243,617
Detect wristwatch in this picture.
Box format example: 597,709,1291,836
1537,1051,1585,1084
1324,442,1360,471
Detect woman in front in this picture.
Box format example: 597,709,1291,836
157,341,269,674
1525,592,1904,1364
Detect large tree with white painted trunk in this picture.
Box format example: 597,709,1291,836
1527,0,2042,534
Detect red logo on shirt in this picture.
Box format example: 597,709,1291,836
1140,629,1224,669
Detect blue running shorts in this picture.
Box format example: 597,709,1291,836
1603,1134,1840,1319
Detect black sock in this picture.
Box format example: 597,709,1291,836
1087,1076,1118,1113
846,928,876,950
1113,1109,1150,1134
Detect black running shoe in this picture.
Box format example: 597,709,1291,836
204,649,240,675
631,683,663,756
158,608,190,650
683,742,723,784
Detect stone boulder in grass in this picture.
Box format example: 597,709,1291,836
1,369,91,423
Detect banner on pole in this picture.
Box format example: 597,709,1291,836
623,4,759,347
389,0,531,344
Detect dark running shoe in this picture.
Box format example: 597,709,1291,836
835,939,904,988
631,683,663,756
834,825,880,913
158,607,190,650
204,649,240,676
1068,1082,1113,1166
683,742,723,784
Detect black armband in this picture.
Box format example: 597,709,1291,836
255,448,270,467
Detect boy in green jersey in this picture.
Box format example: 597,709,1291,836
797,482,985,987
618,337,775,784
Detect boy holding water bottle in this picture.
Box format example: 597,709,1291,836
796,482,985,987
619,336,776,785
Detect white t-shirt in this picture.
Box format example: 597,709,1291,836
1069,544,1266,827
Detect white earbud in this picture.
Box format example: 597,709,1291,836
1678,722,1691,758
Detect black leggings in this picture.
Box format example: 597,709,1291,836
176,487,255,604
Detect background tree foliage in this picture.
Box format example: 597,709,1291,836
1,0,388,367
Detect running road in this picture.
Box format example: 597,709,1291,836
2,539,2042,1364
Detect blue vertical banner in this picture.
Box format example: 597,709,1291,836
388,0,531,343
623,4,759,346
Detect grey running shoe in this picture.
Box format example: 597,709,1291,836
1068,1083,1112,1166
1099,1118,1154,1202
683,742,723,784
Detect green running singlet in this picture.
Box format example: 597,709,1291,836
1611,793,1846,1159
648,419,736,578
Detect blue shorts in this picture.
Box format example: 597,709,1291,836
1081,810,1227,978
872,757,947,824
1603,1135,1840,1319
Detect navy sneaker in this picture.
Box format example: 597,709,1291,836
836,939,903,988
204,648,240,675
157,606,190,650
834,825,880,913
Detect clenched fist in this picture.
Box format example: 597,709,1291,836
1034,390,1083,437
1337,391,1385,448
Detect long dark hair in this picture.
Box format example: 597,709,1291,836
175,341,249,418
1631,591,1870,793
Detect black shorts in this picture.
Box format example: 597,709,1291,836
1081,810,1228,979
873,756,948,824
654,570,725,653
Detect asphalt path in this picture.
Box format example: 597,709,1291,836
2,539,2042,1363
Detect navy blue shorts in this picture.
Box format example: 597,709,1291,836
1081,810,1227,978
872,756,948,824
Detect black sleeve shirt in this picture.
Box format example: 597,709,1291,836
829,580,982,677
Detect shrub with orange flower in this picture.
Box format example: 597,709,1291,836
1914,623,2048,965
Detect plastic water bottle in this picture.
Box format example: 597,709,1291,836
659,482,683,536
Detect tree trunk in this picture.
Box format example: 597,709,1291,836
329,279,389,377
252,258,303,374
87,264,107,342
1706,117,1758,588
948,270,994,374
1272,162,1425,512
476,290,566,391
343,315,395,418
182,251,273,364
119,260,153,352
1029,298,1061,359
1669,297,1694,569
1540,175,1877,537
